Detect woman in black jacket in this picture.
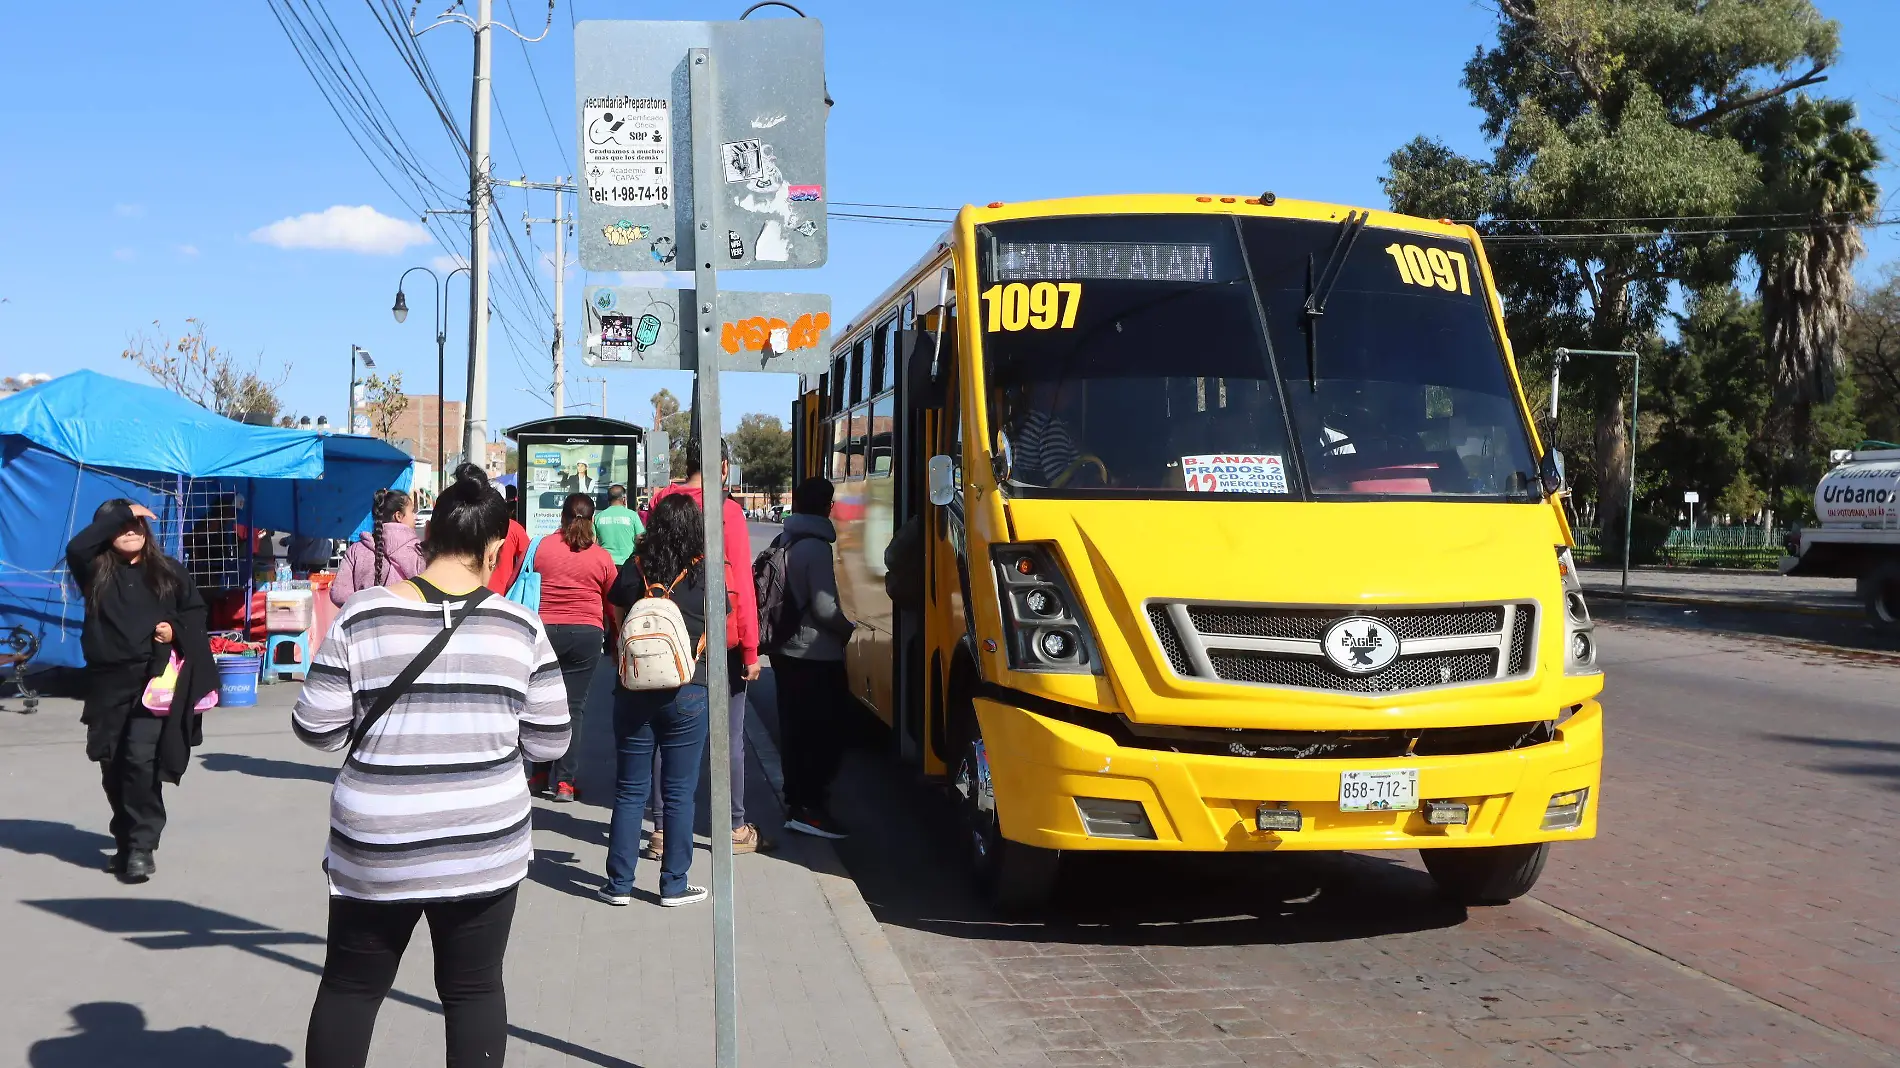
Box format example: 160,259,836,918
65,498,218,883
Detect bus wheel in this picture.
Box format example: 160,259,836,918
1421,843,1549,905
953,728,1059,912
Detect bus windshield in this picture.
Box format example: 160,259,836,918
976,213,1542,501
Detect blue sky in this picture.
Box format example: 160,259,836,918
2,0,1896,437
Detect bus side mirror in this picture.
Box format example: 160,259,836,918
927,454,957,506
1540,449,1566,496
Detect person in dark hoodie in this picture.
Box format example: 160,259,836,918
329,489,425,606
773,477,856,840
65,498,218,883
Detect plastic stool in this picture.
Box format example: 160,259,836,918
265,632,311,682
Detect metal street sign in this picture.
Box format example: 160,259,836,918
574,22,827,1068
582,285,831,374
575,19,827,273
1683,490,1700,503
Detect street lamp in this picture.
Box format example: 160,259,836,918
1552,346,1642,601
393,264,469,492
349,345,374,435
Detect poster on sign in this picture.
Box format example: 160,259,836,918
1181,454,1290,494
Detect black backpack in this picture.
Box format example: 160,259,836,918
754,532,818,654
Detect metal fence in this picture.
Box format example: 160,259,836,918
1573,525,1786,570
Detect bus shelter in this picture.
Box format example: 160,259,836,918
504,416,648,538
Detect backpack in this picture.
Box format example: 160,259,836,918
617,562,705,691
505,534,547,610
754,532,818,654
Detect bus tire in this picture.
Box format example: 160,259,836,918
1421,842,1549,905
1858,560,1900,625
953,719,1059,912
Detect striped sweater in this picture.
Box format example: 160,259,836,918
293,585,571,902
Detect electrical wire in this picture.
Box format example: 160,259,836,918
507,0,567,162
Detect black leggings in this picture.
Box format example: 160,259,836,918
305,885,518,1068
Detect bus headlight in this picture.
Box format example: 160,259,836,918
1557,547,1599,676
992,544,1102,675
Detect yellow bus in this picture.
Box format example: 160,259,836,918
793,194,1603,908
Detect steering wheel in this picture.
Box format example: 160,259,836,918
1051,454,1109,488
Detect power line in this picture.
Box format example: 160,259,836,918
507,0,567,162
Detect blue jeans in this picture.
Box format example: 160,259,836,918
606,684,709,898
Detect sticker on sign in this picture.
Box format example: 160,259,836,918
1181,454,1289,494
582,97,670,207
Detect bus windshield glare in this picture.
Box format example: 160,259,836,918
977,214,1542,501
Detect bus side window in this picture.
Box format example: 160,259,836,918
830,415,849,479
850,336,868,406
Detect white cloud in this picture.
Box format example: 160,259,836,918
176,244,200,259
249,205,431,255
112,248,136,262
113,203,144,218
431,253,469,273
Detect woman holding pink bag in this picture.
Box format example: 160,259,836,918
65,498,218,883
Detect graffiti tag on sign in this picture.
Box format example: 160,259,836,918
719,312,830,356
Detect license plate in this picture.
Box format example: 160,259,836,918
1339,769,1419,812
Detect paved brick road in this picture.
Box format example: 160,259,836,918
779,622,1900,1067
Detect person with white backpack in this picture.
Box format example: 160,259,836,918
597,494,725,907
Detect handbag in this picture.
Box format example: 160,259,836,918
141,651,219,715
505,535,547,611
348,586,493,756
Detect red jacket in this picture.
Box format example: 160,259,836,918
644,484,759,666
485,519,532,595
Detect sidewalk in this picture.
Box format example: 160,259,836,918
0,665,955,1068
1579,566,1862,617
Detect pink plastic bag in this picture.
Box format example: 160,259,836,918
141,653,219,715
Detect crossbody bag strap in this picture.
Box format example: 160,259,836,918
349,586,494,755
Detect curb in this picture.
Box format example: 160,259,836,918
742,701,961,1068
1584,588,1864,620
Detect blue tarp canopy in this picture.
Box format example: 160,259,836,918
0,370,322,479
241,434,414,538
0,371,413,669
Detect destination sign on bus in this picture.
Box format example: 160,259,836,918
993,241,1215,282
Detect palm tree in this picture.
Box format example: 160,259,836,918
1751,97,1882,413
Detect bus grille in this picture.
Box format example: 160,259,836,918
1147,601,1537,695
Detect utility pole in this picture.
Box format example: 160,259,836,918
574,374,606,418
465,0,493,466
524,181,572,416
410,2,552,469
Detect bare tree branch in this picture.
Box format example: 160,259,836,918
1675,65,1830,130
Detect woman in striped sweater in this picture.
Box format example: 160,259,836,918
294,469,570,1068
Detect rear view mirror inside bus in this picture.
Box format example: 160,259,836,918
927,454,957,506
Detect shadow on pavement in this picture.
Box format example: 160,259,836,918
1760,733,1900,791
24,898,643,1067
27,1002,291,1067
748,669,1470,950
0,819,116,870
196,753,336,783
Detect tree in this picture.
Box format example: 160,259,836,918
362,372,410,442
730,413,792,499
1746,95,1882,421
123,318,288,422
1844,265,1900,445
1383,0,1862,539
650,388,691,480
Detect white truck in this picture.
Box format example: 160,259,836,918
1781,447,1900,624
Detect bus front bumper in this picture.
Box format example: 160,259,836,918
973,698,1602,852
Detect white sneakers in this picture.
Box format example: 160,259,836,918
661,884,709,907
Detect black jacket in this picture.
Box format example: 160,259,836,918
67,501,216,781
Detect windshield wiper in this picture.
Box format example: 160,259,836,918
1300,209,1369,392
